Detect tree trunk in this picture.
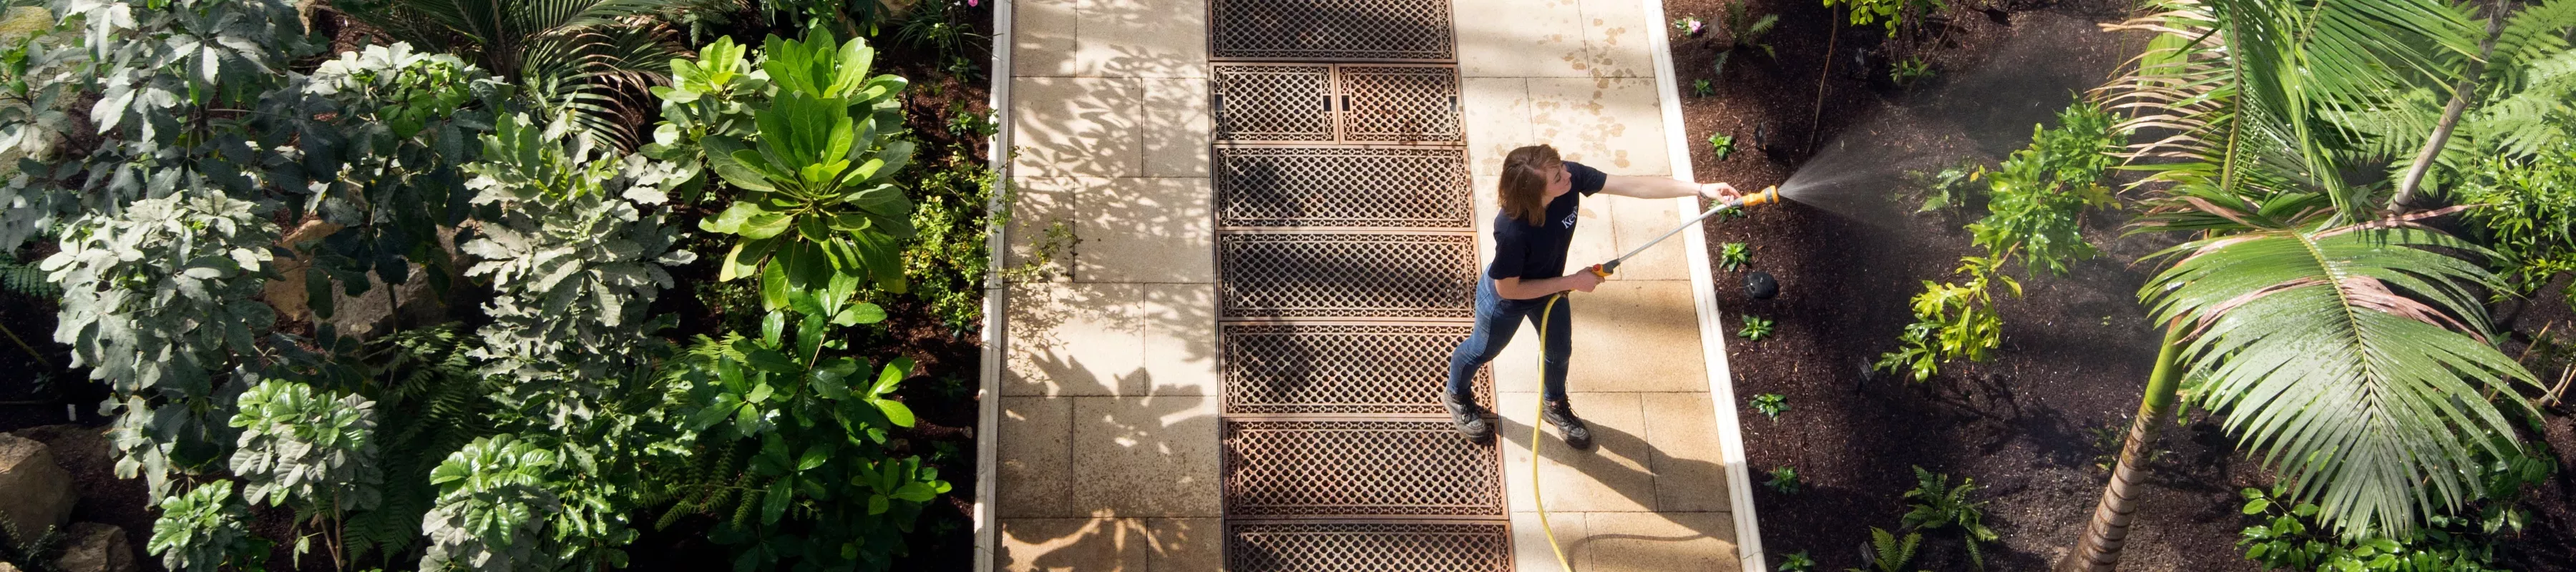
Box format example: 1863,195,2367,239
2389,0,2507,210
2059,322,2186,572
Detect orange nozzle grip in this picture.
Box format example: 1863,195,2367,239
1587,263,1614,278
1740,185,1781,207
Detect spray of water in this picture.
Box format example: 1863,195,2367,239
1763,11,2132,222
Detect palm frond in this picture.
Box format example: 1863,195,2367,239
2142,214,2540,539
341,0,683,149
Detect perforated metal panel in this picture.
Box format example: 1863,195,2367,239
1223,420,1506,516
1213,64,1462,144
1229,521,1513,572
1219,232,1476,319
1214,65,1336,142
1222,322,1489,415
1340,66,1461,142
1216,147,1472,229
1209,0,1457,61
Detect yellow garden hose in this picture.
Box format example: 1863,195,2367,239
1533,292,1572,571
1524,187,1775,571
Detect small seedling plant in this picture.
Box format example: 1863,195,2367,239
1851,527,1922,572
1875,104,2117,383
1891,56,1934,87
1738,315,1776,341
1908,162,1982,214
1710,133,1738,160
1720,242,1751,270
1692,78,1717,97
1823,0,1944,37
1711,1,1778,77
1901,466,1997,570
1874,255,2016,382
1765,465,1802,493
1776,551,1816,572
1674,16,1705,36
1750,393,1789,420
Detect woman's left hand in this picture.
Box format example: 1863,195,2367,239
1699,182,1741,200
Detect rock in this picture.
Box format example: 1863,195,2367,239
0,433,74,541
1,561,21,572
51,522,135,572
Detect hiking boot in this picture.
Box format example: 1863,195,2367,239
1442,391,1493,441
1542,398,1593,450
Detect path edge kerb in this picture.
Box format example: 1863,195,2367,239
973,0,1016,570
1639,0,1769,568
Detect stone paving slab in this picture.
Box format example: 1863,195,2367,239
998,0,1744,567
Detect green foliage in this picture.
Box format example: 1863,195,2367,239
42,193,278,493
1750,393,1788,420
1692,79,1716,97
660,325,951,571
1891,56,1933,87
1907,162,1981,214
893,0,989,78
1822,0,1941,37
459,113,697,411
2235,486,2513,572
1720,242,1750,270
2142,217,2539,539
228,380,383,513
1674,16,1704,34
900,152,998,332
1900,466,1996,570
1737,315,1775,341
293,42,513,297
1875,104,2111,383
2452,142,2576,305
693,32,919,315
1765,465,1801,494
147,480,264,572
419,434,572,572
0,4,84,252
1875,256,2016,383
0,257,55,297
339,0,685,149
1709,133,1737,160
1968,104,2119,277
1710,1,1778,78
1848,527,1921,572
1777,551,1815,572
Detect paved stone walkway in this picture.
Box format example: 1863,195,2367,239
993,0,1745,569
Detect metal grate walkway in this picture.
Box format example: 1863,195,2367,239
1208,0,1509,568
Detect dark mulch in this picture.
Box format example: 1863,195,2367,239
1662,0,2472,570
1665,0,2576,568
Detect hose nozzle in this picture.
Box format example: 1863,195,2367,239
1738,185,1781,207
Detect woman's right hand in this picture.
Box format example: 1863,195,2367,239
1565,270,1604,293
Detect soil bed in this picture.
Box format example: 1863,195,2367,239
1663,0,2576,570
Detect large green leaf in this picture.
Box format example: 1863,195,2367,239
2142,219,2538,539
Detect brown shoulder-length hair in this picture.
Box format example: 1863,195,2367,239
1498,145,1563,226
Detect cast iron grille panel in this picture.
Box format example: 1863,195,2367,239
1218,233,1475,319
1223,420,1506,516
1214,65,1335,142
1213,64,1462,144
1339,66,1460,142
1221,323,1489,415
1216,147,1471,229
1228,522,1512,572
1208,0,1456,61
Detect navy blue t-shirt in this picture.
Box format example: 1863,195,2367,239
1487,161,1607,282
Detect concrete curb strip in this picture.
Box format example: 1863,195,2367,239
1639,0,1769,568
974,1,1016,570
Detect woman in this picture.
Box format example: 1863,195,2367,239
1443,144,1741,448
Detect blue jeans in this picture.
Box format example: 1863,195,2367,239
1445,277,1571,401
